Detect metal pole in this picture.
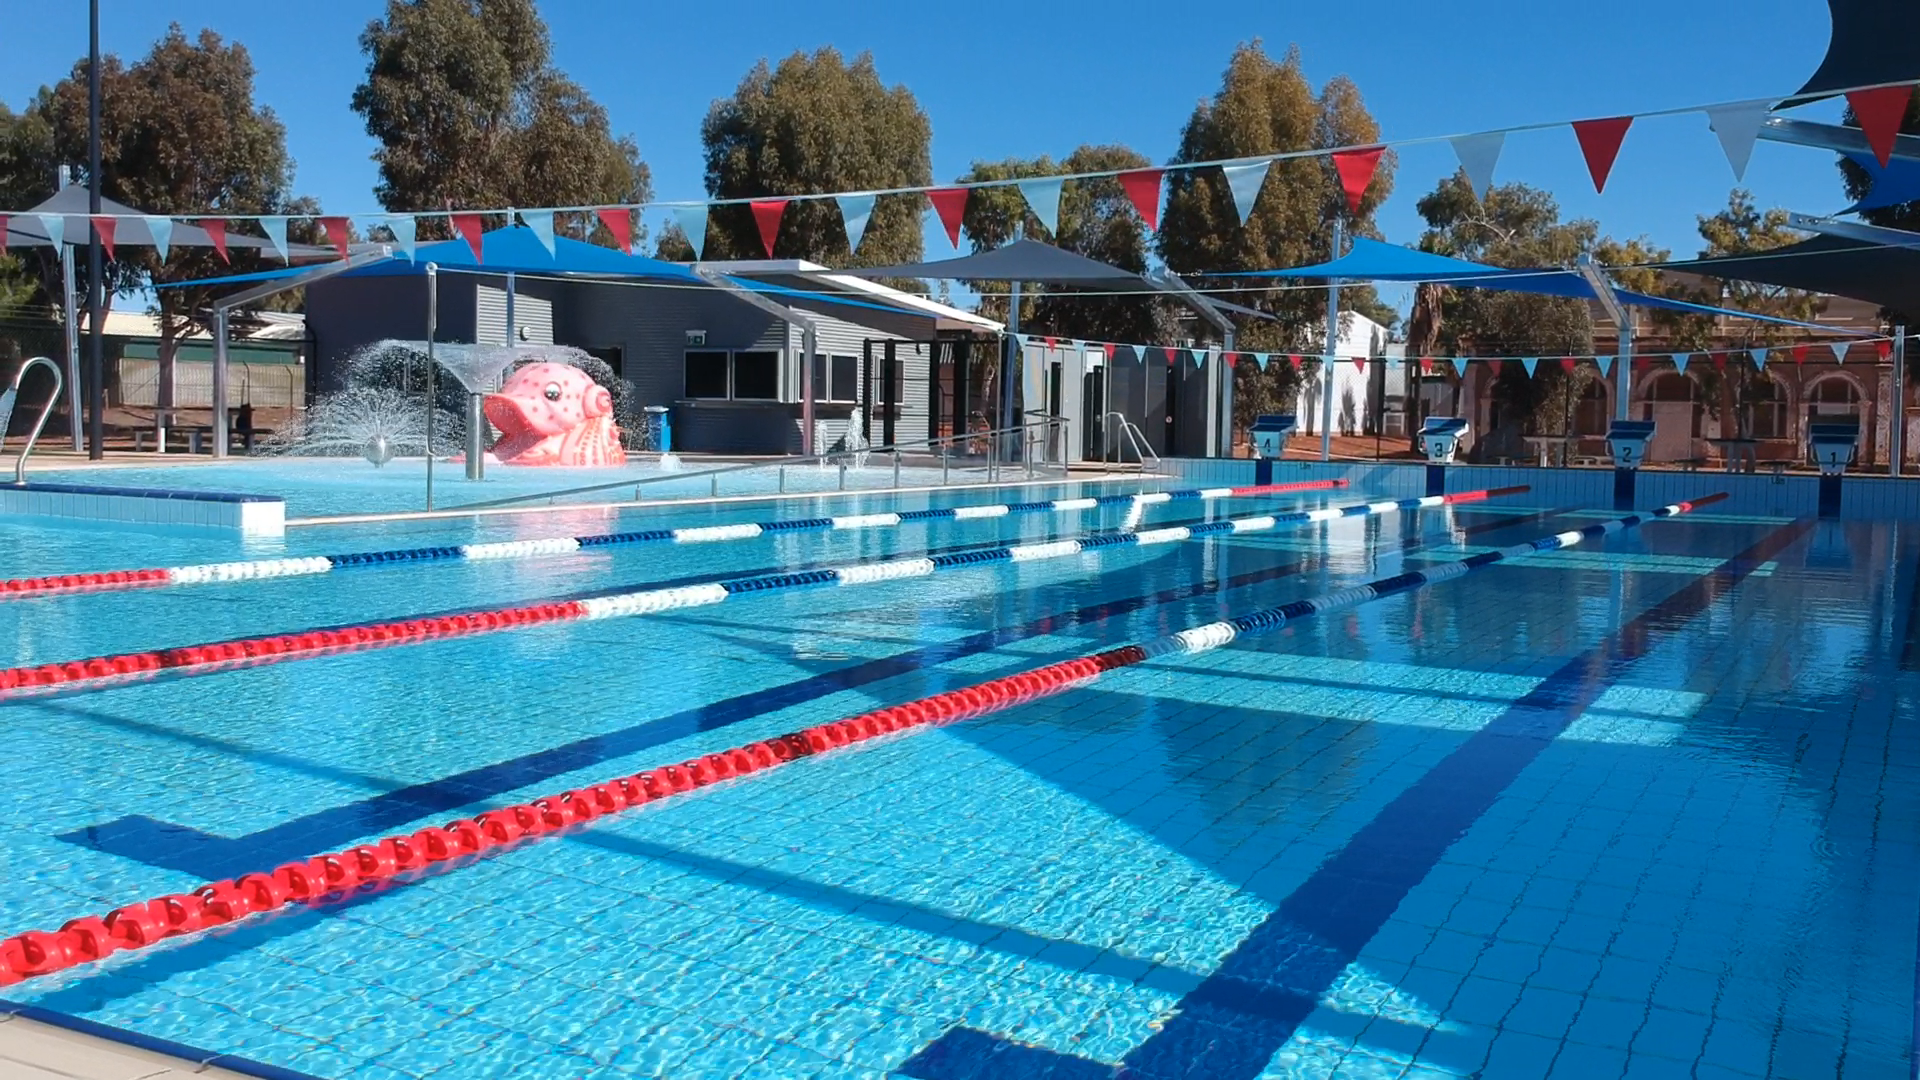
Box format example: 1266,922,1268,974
55,165,82,451
425,263,437,511
1221,329,1236,458
1892,324,1907,477
800,321,817,456
1617,313,1634,422
504,269,516,347
212,310,229,458
1003,281,1021,466
1320,219,1343,462
465,393,486,481
85,0,104,460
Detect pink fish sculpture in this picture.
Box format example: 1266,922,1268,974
480,362,628,467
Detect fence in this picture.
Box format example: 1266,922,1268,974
115,358,305,410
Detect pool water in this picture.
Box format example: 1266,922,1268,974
0,479,1913,1079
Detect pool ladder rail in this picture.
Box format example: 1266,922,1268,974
1,356,63,485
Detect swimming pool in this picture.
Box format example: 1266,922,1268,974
0,476,1913,1079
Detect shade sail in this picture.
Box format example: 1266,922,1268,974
1793,0,1920,99
836,238,1158,290
1841,152,1920,213
1653,233,1920,314
163,226,701,287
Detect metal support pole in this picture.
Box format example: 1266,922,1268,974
1616,316,1634,422
425,263,438,511
85,0,104,460
212,310,229,458
503,269,516,347
56,165,81,451
800,322,817,456
1003,281,1022,466
465,393,486,481
1892,324,1907,477
1320,219,1343,462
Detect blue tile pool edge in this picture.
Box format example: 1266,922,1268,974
0,998,329,1080
12,481,282,503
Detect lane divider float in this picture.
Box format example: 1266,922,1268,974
0,493,1721,988
0,480,1348,598
0,487,1524,701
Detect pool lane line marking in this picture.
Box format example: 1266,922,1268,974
61,504,1584,881
0,487,1523,702
0,480,1347,598
0,494,1712,988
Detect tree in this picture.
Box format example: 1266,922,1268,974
1688,189,1824,437
353,0,651,247
955,144,1176,345
699,47,930,267
1155,41,1398,437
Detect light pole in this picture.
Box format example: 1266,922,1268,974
85,0,105,459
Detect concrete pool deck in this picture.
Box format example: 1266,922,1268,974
0,1011,282,1080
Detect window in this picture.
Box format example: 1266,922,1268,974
684,351,729,398
1748,379,1787,439
1574,381,1609,436
870,345,911,405
810,354,861,403
585,346,624,377
732,351,780,400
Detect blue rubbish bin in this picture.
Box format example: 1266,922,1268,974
644,405,671,453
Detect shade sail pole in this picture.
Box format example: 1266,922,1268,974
1320,219,1343,463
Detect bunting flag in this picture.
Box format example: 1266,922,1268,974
385,214,418,261
1706,101,1769,181
1559,357,1577,373
1451,356,1468,377
1712,352,1727,372
1521,357,1539,377
1119,169,1163,231
449,213,484,261
595,207,633,254
0,214,8,254
1450,132,1504,198
1830,341,1848,363
203,218,229,263
260,215,290,263
1876,339,1893,360
927,187,969,249
1674,352,1691,373
1386,355,1401,370
319,216,351,259
1195,348,1208,368
1488,359,1503,377
1572,116,1633,193
1792,343,1808,363
1351,356,1366,373
1015,177,1064,237
1751,347,1768,370
749,199,787,258
144,216,172,263
92,216,117,261
37,213,65,250
1597,354,1615,377
836,193,875,254
671,205,708,259
1221,160,1272,225
1253,353,1269,371
1846,85,1913,167
1331,147,1385,214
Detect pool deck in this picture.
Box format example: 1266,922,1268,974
0,1012,268,1080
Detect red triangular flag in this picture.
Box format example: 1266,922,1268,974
1712,352,1727,372
1572,117,1633,194
1165,347,1179,366
1792,343,1808,363
1331,147,1385,214
1560,357,1578,373
1847,85,1912,167
1634,354,1650,370
319,216,351,259
927,188,969,248
451,213,485,261
92,216,117,261
1351,356,1366,372
749,199,787,257
203,219,230,263
1118,169,1163,231
595,207,633,254
1101,343,1114,361
1488,359,1504,377
1225,352,1237,367
1420,357,1433,374
1877,339,1893,359
1288,354,1302,369
1044,336,1058,349
0,214,8,255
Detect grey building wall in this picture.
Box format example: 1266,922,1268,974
476,281,557,346
306,276,457,391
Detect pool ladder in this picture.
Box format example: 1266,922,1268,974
2,356,63,485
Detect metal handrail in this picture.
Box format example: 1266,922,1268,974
6,357,64,485
447,414,1065,511
1105,411,1159,470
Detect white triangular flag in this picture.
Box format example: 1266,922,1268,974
1014,177,1064,237
519,209,555,256
1829,341,1848,364
836,193,875,254
1705,102,1770,182
386,215,418,260
1450,132,1505,198
1674,352,1691,373
259,216,288,262
144,216,173,263
37,214,65,249
1221,160,1273,225
1751,347,1768,370
672,205,709,260
1598,354,1615,377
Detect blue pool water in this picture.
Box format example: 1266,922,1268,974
0,477,1914,1079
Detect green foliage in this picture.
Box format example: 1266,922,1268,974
353,0,651,247
955,145,1176,346
700,48,930,266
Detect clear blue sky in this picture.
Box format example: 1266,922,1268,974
0,0,1858,318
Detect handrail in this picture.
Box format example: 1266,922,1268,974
447,413,1064,511
7,357,64,485
1105,411,1159,470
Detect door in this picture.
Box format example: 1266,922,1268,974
1647,403,1695,461
1083,367,1105,459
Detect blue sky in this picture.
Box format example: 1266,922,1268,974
0,0,1859,317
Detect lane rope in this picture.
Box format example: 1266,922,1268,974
0,481,1346,598
0,487,1524,700
0,493,1723,988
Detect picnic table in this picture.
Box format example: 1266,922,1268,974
1707,437,1759,474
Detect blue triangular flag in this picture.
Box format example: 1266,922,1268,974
672,205,709,260
1221,160,1272,225
1673,353,1691,373
37,214,65,249
1597,354,1615,377
1829,342,1847,364
1451,356,1469,377
519,209,555,256
385,214,418,261
144,216,172,263
1751,347,1768,370
1193,348,1207,368
1254,353,1268,371
1386,355,1402,370
1521,357,1539,377
1014,177,1064,237
259,216,289,263
836,193,875,253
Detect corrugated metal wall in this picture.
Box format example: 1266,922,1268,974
475,282,557,347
